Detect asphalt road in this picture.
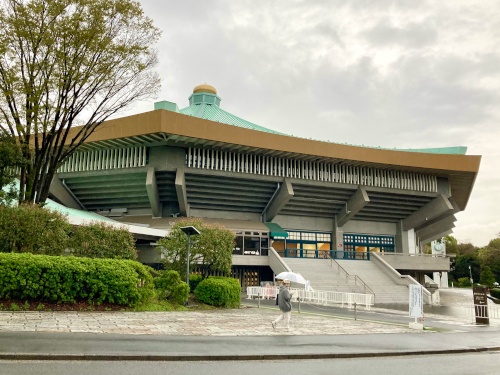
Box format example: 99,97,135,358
1,352,500,375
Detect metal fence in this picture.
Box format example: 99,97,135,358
464,304,500,323
246,286,374,310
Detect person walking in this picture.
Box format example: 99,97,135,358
272,279,293,331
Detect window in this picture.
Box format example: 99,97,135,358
232,230,270,256
343,233,395,260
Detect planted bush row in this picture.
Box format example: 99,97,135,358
194,276,241,308
491,288,500,299
0,253,153,306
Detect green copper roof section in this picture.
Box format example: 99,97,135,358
2,181,117,222
157,84,469,155
180,102,286,135
396,146,468,155
45,199,118,223
159,84,287,135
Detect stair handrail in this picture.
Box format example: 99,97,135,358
371,252,432,304
268,247,292,274
330,259,375,300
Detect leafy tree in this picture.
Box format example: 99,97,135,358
0,204,71,254
480,266,496,287
443,235,458,254
67,221,137,259
157,218,235,281
0,0,160,204
456,242,477,256
0,136,24,205
450,253,480,283
477,238,500,282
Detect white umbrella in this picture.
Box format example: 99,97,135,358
275,271,307,285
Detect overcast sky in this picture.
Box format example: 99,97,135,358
126,0,500,247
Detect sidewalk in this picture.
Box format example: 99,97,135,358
0,306,417,336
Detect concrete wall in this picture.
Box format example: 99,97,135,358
379,253,450,272
437,177,451,196
274,215,333,232
148,146,186,171
137,245,161,264
342,220,396,235
191,208,261,222
232,255,269,266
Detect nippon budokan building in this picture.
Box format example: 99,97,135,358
49,84,481,304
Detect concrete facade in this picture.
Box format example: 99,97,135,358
49,85,481,287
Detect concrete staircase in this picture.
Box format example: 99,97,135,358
284,258,361,294
282,258,409,305
336,260,409,305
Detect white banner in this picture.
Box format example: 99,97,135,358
409,284,423,318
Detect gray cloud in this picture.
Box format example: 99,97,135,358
363,19,438,48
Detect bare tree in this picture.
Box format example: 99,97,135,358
0,0,161,203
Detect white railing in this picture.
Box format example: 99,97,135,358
464,305,500,322
187,147,438,193
246,286,374,310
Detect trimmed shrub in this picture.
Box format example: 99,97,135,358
491,288,500,299
194,277,241,308
0,253,153,306
154,270,189,305
457,277,471,287
189,274,202,293
67,222,137,260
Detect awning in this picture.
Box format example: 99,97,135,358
264,222,288,238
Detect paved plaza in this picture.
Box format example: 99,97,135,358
0,287,494,336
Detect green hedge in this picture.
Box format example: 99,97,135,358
67,222,138,260
194,277,241,308
154,270,189,305
0,253,153,306
189,274,202,293
491,288,500,299
457,277,471,287
0,204,71,255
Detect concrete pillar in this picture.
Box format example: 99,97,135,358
416,215,456,242
175,168,190,217
337,186,370,227
396,220,410,254
49,176,83,209
146,167,162,218
402,194,454,231
408,229,417,254
262,178,294,222
332,215,344,259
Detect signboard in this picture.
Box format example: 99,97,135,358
473,286,489,325
409,284,423,318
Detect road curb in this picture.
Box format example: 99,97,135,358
1,347,499,361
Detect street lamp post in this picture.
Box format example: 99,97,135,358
469,265,473,287
180,226,201,286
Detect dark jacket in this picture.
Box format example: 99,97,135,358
277,285,292,312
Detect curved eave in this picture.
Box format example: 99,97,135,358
69,109,481,210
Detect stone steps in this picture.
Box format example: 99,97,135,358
282,258,409,305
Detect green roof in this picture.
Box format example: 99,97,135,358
264,222,288,238
180,103,286,135
155,86,469,156
44,199,118,223
397,146,467,155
